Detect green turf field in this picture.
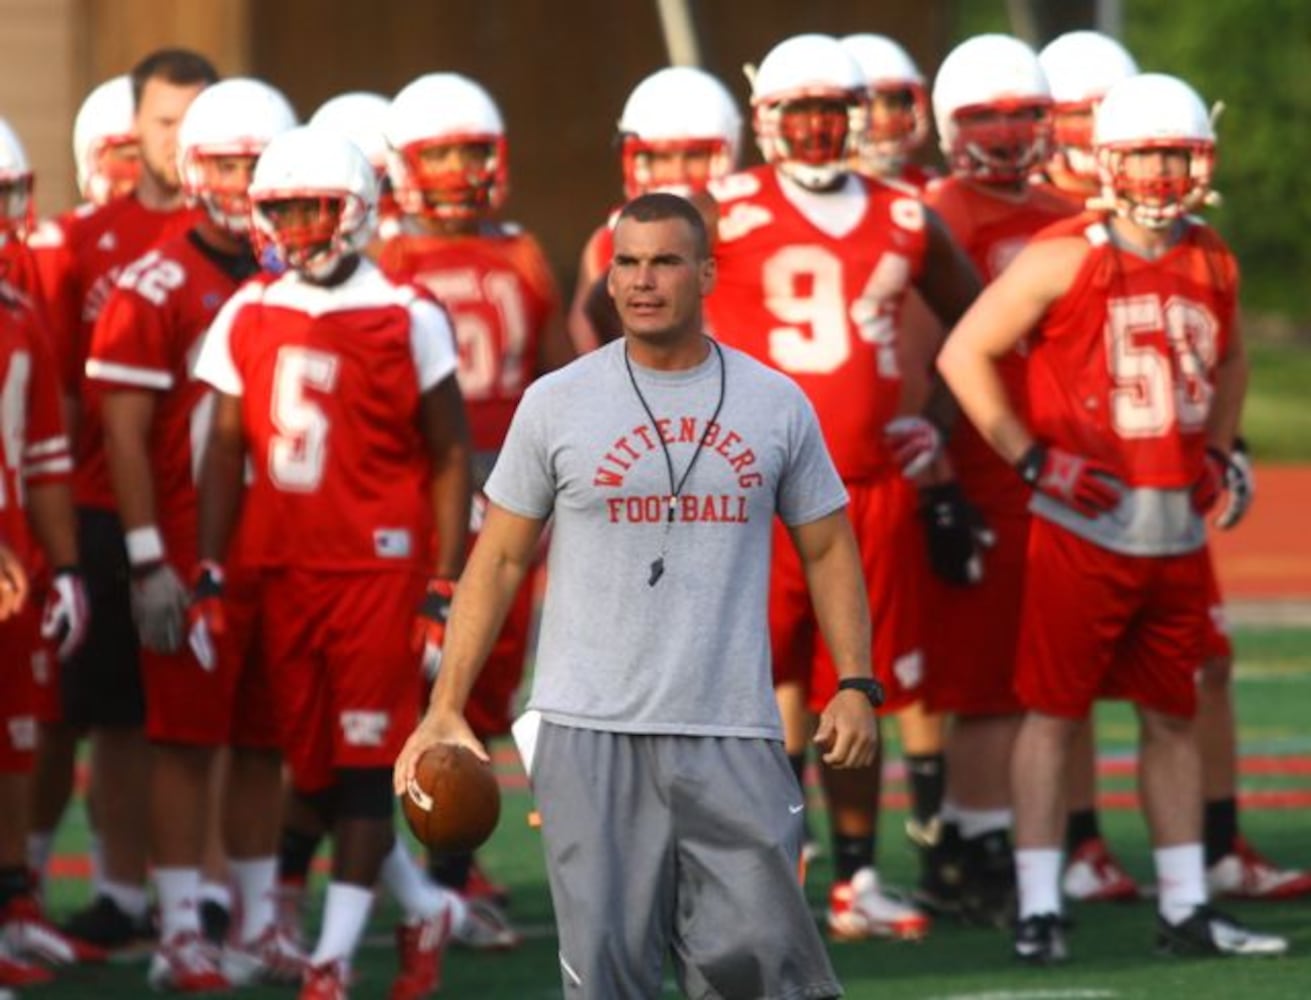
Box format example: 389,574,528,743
38,626,1311,997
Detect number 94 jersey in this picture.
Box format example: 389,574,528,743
1028,215,1239,490
705,166,928,483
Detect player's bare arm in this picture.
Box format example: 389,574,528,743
26,481,78,570
788,508,878,769
196,391,247,564
0,539,27,619
566,234,607,354
101,388,161,532
1207,314,1249,453
937,236,1087,464
419,375,473,580
394,502,545,789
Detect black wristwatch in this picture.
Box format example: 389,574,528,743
837,677,886,708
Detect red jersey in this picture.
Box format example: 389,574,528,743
0,281,72,568
706,166,928,482
924,177,1079,514
375,225,558,452
193,260,459,571
1028,215,1238,490
85,231,259,565
58,195,200,509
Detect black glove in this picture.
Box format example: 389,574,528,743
919,483,994,586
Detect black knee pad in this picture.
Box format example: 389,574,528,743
335,767,395,820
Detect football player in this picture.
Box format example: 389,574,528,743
938,72,1286,962
308,91,401,242
839,33,935,190
568,65,743,350
86,77,300,991
704,33,980,941
192,127,472,1000
913,34,1080,924
51,48,218,952
373,71,572,946
0,117,92,988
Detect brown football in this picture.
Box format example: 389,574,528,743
402,743,501,853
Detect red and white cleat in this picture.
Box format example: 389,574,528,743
147,931,230,993
2,893,108,964
223,924,308,986
1062,837,1140,902
389,906,453,1000
1207,837,1311,900
827,868,931,941
300,959,349,1000
0,938,53,986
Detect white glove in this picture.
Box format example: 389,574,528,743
41,568,89,661
1215,441,1254,530
131,563,189,653
884,416,943,479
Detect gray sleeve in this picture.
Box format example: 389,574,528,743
776,391,848,526
484,385,557,519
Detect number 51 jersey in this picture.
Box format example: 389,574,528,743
193,260,459,571
705,166,928,483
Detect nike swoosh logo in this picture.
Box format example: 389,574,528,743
789,804,805,814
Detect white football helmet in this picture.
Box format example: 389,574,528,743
73,75,140,205
384,73,508,220
178,78,298,235
310,92,390,175
1093,73,1216,229
750,33,868,190
0,118,33,243
1039,31,1139,180
616,67,742,199
249,127,377,280
839,33,928,175
932,34,1052,182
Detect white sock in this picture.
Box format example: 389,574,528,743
200,880,232,911
1155,843,1207,924
310,882,374,968
154,867,201,940
100,879,149,919
380,840,448,922
957,808,1013,841
231,857,278,943
88,833,105,893
1016,848,1063,919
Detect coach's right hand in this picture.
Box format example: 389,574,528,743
393,707,490,796
813,689,878,769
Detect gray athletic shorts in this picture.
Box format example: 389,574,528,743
533,722,841,1000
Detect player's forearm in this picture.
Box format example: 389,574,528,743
26,481,78,568
102,390,161,534
196,434,245,564
429,458,471,579
937,344,1031,464
1207,345,1248,452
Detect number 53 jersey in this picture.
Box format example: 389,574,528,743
705,166,929,483
1027,216,1239,490
193,260,458,571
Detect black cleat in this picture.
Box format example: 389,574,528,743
61,894,155,951
1014,912,1069,965
909,818,964,916
960,829,1017,928
1156,905,1289,958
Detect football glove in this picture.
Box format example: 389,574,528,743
884,416,943,480
41,566,89,661
186,561,225,672
413,577,456,682
1016,443,1124,517
1214,438,1254,530
130,561,189,654
919,482,994,586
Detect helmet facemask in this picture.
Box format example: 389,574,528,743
395,135,507,221
756,93,865,190
1050,101,1100,181
619,136,730,200
87,135,141,205
251,193,363,281
948,99,1052,183
0,171,34,244
857,83,928,177
183,148,261,235
1097,141,1215,230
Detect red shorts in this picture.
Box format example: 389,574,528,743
923,508,1029,716
1201,544,1232,662
142,560,279,748
0,603,40,773
261,568,426,793
770,475,926,715
1015,517,1208,719
463,567,535,738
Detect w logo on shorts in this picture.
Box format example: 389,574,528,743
340,710,390,747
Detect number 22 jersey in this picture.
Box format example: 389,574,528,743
193,259,459,571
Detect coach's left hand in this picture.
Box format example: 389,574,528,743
813,690,878,768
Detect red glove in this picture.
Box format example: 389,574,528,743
1016,444,1125,517
41,566,89,661
1191,447,1230,516
413,578,456,682
186,561,226,672
883,416,943,479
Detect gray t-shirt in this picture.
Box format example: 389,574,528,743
485,338,848,739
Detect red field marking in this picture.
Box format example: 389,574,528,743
1211,465,1311,599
